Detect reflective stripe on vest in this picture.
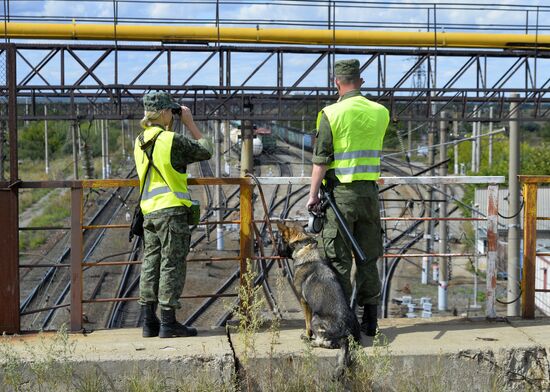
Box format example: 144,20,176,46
134,127,192,214
333,150,380,160
141,174,191,201
318,95,388,183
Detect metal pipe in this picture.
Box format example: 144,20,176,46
0,23,549,49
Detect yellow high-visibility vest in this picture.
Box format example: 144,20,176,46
317,95,389,183
134,127,192,215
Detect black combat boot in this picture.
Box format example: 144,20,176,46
142,303,160,338
361,304,378,337
159,308,198,338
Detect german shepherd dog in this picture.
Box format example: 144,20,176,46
277,222,361,373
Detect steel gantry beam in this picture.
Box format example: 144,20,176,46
0,43,548,123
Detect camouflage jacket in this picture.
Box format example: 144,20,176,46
140,131,213,218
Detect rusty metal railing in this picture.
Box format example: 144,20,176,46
72,178,253,332
519,175,550,319
8,175,508,333
17,177,253,332
258,175,504,318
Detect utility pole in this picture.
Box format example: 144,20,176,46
240,100,254,177
507,93,521,316
407,120,412,154
105,121,110,177
453,119,459,174
101,119,106,179
215,119,224,251
425,104,436,290
438,111,448,311
476,110,482,173
488,106,494,166
44,105,49,175
25,97,29,126
471,106,478,173
121,119,125,158
301,115,305,177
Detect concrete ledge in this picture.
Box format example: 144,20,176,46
2,317,550,390
0,328,235,389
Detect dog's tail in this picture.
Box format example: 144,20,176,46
334,336,352,380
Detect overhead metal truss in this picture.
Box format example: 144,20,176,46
1,43,549,123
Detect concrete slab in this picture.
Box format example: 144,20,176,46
0,327,235,389
2,317,550,390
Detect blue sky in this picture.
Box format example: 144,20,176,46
4,1,550,91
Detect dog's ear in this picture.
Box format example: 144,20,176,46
286,224,309,243
277,222,290,240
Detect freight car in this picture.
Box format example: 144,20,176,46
270,122,314,152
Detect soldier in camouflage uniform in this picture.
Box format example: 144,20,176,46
306,59,389,337
134,92,212,338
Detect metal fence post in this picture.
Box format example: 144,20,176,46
485,184,499,318
0,44,20,334
522,181,538,319
70,183,84,332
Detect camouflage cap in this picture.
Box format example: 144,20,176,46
334,59,360,78
142,91,180,112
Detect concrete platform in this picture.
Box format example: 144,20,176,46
2,317,550,390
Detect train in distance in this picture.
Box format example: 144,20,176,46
228,125,266,156
226,121,316,156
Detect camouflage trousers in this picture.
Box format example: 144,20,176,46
139,212,190,310
320,181,383,306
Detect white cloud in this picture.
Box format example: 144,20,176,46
42,1,111,19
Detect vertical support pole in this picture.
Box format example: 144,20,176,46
421,256,428,285
101,119,106,179
486,184,499,318
471,107,477,173
508,93,521,316
240,102,254,177
476,111,481,173
72,121,79,180
0,44,20,334
488,106,494,166
426,104,435,297
521,181,537,319
121,120,125,158
301,115,305,177
239,180,253,286
438,111,448,311
407,120,412,155
44,105,49,175
105,121,110,177
215,120,224,251
453,120,459,174
70,184,84,332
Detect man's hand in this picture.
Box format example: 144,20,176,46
306,194,320,211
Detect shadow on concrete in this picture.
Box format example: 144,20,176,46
377,316,550,344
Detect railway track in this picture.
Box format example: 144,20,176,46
22,131,466,331
20,168,138,330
